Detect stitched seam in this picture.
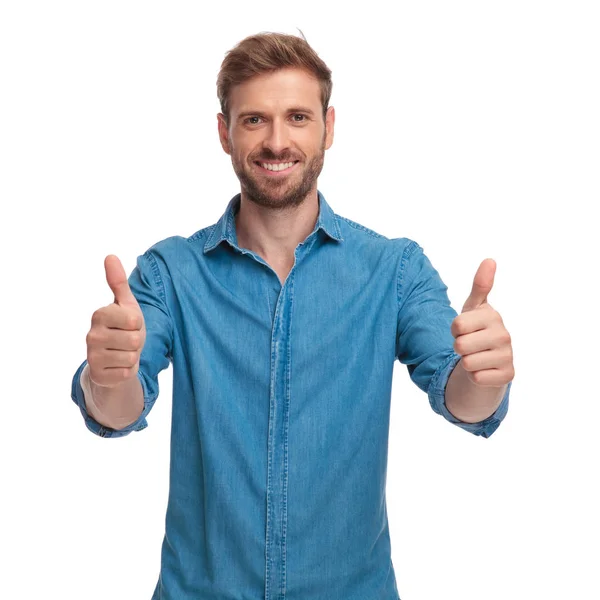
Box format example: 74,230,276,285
144,250,175,360
145,251,167,301
396,240,420,309
332,213,343,239
395,239,419,358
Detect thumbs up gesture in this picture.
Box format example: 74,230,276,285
450,259,515,387
85,255,147,388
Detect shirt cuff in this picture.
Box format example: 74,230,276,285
427,352,511,438
71,360,150,438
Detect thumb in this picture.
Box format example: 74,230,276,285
461,258,496,312
104,255,139,308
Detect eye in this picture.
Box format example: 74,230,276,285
243,114,308,125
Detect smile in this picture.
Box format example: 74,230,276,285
255,160,299,175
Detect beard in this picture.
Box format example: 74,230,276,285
230,134,326,211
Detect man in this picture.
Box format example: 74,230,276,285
71,31,514,600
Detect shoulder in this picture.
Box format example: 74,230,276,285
142,223,215,258
335,214,389,242
133,230,208,280
335,212,419,256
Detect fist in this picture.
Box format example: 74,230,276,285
451,258,515,388
85,255,146,388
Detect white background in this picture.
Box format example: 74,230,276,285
1,1,598,599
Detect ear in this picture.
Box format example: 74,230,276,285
217,113,231,155
324,106,335,150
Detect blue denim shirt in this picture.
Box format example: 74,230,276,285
71,190,511,600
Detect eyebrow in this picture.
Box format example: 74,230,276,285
237,107,316,121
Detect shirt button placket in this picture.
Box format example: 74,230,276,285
264,274,293,600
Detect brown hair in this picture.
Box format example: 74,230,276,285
216,30,333,127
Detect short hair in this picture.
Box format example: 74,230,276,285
216,30,333,127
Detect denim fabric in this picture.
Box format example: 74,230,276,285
71,190,511,599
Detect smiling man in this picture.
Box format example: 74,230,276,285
71,31,514,600
220,65,332,285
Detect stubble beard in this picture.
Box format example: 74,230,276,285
231,135,326,211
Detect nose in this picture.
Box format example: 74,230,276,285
261,118,292,158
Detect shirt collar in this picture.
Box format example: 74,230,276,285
203,189,344,254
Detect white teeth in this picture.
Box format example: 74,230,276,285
260,161,295,171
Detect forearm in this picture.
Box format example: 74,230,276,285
444,357,507,424
81,364,145,430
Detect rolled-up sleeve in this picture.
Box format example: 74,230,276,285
70,250,174,438
395,239,510,437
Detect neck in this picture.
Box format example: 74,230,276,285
234,190,319,264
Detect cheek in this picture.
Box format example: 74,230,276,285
231,150,246,165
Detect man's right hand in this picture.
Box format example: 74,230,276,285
85,255,147,388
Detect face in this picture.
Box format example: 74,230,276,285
217,67,335,210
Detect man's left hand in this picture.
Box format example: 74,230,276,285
450,259,515,387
